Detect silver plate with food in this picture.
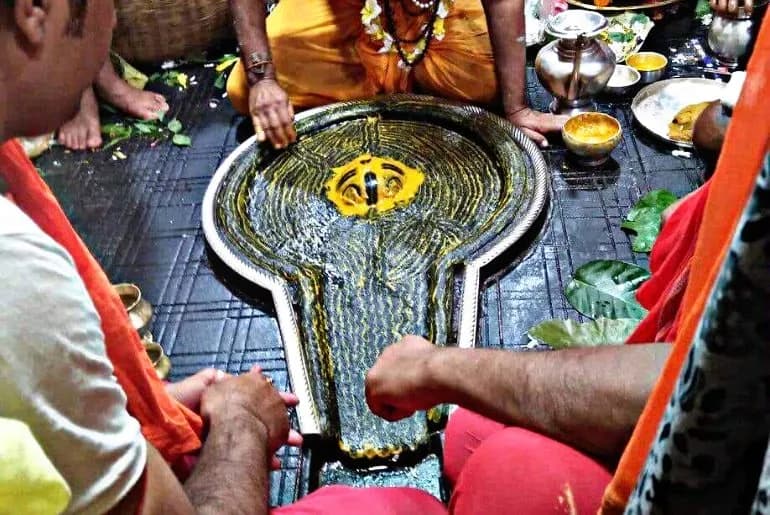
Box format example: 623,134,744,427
632,78,726,148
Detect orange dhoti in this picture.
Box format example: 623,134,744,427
227,0,499,114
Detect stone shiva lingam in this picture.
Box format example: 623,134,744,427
535,10,616,115
202,95,548,497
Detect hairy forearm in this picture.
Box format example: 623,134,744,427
431,344,670,458
230,0,274,78
481,0,528,114
184,414,271,514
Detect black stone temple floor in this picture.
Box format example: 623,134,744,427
35,13,710,506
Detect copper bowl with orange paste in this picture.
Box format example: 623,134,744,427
562,112,622,166
626,52,668,85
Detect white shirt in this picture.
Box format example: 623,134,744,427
0,196,147,514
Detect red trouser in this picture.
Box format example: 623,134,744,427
275,409,611,514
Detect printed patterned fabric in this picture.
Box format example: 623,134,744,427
626,154,770,513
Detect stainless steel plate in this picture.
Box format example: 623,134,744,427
567,0,683,11
632,78,726,148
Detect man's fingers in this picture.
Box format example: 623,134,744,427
252,116,266,142
744,0,752,14
278,103,297,145
525,113,569,133
280,391,300,407
367,397,412,422
259,110,280,149
287,430,303,447
266,109,289,149
271,456,281,470
521,127,549,148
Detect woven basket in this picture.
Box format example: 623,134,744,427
112,0,233,64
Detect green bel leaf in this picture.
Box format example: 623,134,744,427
167,119,183,134
101,123,131,139
608,31,627,42
214,73,227,90
527,318,639,349
695,0,712,17
565,260,650,320
621,189,678,253
111,52,149,90
133,121,156,134
172,134,192,147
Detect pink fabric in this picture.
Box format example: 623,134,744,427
274,409,611,514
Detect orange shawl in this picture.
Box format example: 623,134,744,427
601,10,770,512
0,140,203,464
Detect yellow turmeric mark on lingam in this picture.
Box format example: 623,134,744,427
325,153,424,217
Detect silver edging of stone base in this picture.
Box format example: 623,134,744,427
202,134,322,435
456,111,549,349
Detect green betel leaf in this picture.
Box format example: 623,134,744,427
527,318,639,349
167,119,183,134
172,134,192,147
101,123,131,139
608,31,627,42
133,121,156,135
565,260,650,320
621,189,678,253
695,0,711,17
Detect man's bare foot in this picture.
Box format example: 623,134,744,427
58,87,103,150
96,60,169,120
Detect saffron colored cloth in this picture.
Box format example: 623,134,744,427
274,409,612,514
601,9,770,513
0,140,203,465
227,0,499,114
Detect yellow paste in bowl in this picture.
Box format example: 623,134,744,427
627,53,667,72
564,114,621,144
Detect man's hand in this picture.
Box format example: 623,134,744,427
166,368,228,412
365,335,445,422
200,366,302,456
185,365,301,513
249,79,296,149
507,107,570,148
710,0,752,15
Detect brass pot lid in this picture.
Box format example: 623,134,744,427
545,9,608,39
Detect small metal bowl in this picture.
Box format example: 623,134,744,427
143,341,172,380
562,112,622,166
604,65,641,96
626,52,668,85
114,283,153,336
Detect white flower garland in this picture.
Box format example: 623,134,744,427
361,0,453,68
